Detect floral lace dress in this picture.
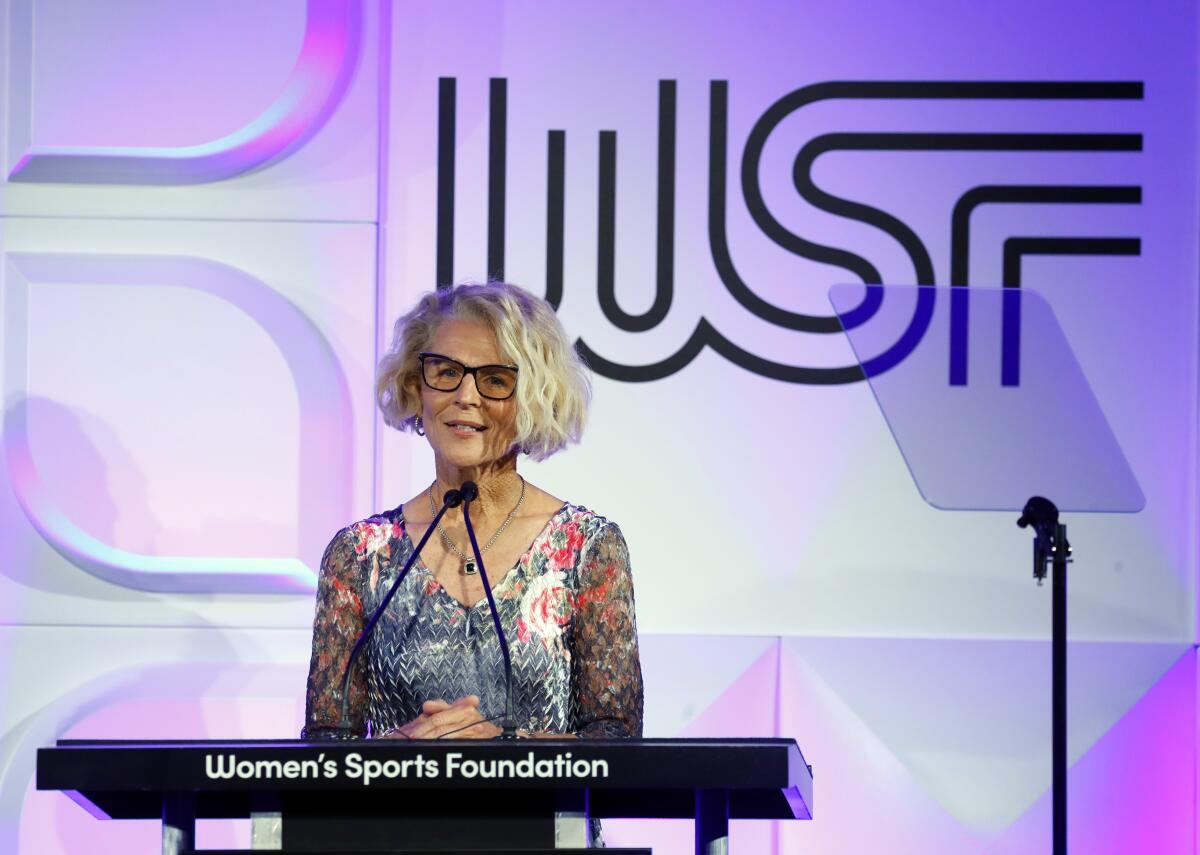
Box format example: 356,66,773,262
303,503,643,740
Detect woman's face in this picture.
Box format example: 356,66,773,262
415,319,519,471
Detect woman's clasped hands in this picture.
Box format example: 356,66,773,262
381,695,502,740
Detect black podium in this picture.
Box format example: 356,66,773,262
37,737,812,854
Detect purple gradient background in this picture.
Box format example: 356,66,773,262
0,1,1196,853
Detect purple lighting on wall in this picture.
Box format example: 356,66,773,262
6,0,362,184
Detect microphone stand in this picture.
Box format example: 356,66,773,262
334,488,464,737
1017,496,1072,855
460,481,521,739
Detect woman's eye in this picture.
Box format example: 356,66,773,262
438,367,461,378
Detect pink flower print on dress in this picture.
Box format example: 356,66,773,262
541,520,586,573
547,547,572,573
350,521,400,560
519,570,571,647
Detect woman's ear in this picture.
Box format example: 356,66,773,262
403,373,422,407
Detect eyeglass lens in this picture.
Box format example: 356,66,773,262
421,356,517,399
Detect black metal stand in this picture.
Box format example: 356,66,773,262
695,789,730,855
1017,496,1072,855
161,791,196,855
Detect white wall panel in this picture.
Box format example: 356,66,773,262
0,218,378,627
0,624,310,854
0,0,380,222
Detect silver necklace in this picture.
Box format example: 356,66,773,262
428,476,526,575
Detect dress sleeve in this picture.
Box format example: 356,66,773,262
302,527,369,739
569,522,644,738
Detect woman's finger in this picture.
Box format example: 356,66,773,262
426,706,482,729
401,717,444,739
392,699,490,739
399,715,500,740
440,720,502,739
391,708,450,739
428,705,496,737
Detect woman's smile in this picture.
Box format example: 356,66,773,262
446,419,487,438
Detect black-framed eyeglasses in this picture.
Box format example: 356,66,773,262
417,352,519,400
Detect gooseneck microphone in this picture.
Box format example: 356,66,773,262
1016,495,1062,583
459,480,521,739
335,487,464,737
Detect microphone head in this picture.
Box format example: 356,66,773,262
460,481,479,502
1017,495,1058,529
443,488,463,508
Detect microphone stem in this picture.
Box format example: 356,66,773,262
462,500,519,739
336,498,457,735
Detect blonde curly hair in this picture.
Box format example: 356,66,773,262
376,282,591,461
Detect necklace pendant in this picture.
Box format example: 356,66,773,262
462,558,477,575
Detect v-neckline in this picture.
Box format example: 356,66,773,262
398,503,570,610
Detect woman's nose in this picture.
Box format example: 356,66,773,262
456,373,482,404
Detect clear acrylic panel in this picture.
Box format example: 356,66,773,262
828,284,1143,513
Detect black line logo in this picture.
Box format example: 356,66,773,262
434,79,1143,385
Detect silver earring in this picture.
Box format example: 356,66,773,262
414,416,425,436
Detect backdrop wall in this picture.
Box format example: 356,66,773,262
1,1,1196,852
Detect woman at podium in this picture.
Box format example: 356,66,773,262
302,282,644,741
